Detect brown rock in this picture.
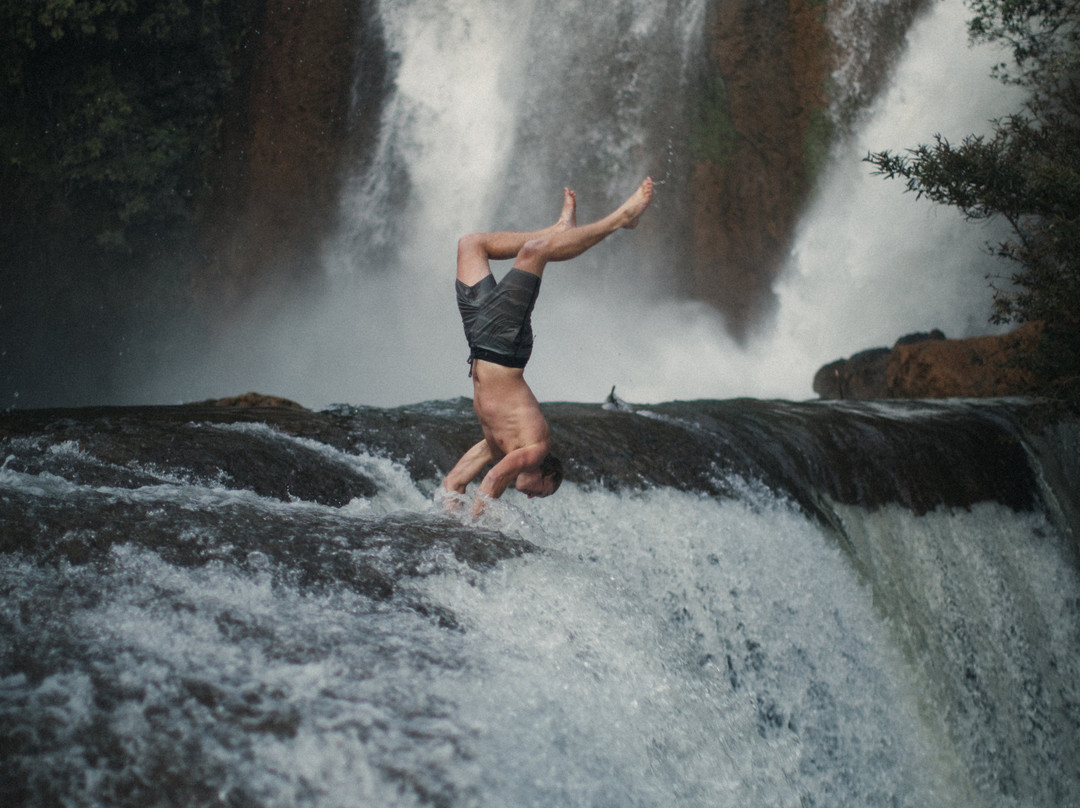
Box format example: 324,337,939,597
200,0,365,301
692,0,832,338
814,325,1040,400
188,392,308,410
886,322,1042,398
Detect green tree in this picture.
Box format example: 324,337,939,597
867,0,1080,403
0,0,244,251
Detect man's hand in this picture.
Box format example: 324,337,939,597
470,489,493,519
436,485,468,514
444,439,547,517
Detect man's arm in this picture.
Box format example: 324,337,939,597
469,445,545,518
476,443,547,501
443,440,494,495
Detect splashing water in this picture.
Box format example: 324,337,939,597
3,399,1077,806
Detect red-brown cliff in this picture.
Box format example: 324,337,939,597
814,323,1043,400
200,0,361,301
886,323,1042,398
692,0,833,338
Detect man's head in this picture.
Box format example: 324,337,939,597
515,453,564,498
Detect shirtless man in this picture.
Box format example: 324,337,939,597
442,177,654,515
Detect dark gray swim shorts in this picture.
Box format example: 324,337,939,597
456,267,542,370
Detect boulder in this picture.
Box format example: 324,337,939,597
813,348,891,399
814,324,1041,400
886,322,1041,398
188,392,308,410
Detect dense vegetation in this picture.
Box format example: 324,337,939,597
0,0,250,253
868,0,1080,404
0,0,259,406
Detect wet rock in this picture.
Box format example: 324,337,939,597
692,0,832,337
691,0,928,337
886,323,1041,398
813,326,1038,400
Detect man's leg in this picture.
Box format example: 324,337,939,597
456,189,578,286
511,177,653,277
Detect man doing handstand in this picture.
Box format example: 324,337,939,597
442,177,654,514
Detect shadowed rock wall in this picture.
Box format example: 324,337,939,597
200,0,379,303
690,0,832,338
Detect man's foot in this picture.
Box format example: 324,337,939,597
619,177,654,229
556,187,577,230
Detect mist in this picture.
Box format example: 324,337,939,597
128,0,1023,409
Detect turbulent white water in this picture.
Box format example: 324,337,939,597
4,448,1076,806
132,0,1027,409
3,398,1077,806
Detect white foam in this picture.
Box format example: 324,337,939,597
4,467,1078,804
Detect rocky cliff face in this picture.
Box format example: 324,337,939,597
691,0,832,338
814,323,1043,399
200,0,380,302
685,0,928,338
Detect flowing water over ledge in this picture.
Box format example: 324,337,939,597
1,398,1077,807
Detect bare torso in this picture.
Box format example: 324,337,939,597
471,360,551,461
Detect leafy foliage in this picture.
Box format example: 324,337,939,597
0,0,246,251
866,0,1080,402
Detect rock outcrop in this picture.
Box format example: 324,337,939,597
815,323,1042,399
200,0,381,301
188,392,308,410
887,322,1042,398
813,346,896,400
691,0,832,338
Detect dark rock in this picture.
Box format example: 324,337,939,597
813,347,890,399
814,324,1040,400
894,329,946,347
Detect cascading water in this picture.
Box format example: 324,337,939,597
2,398,1078,806
136,0,1025,409
6,3,1078,805
314,0,713,408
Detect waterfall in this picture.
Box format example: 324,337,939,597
762,0,1029,396
2,398,1077,806
316,0,711,407
133,0,1023,409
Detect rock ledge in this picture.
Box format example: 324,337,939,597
814,323,1041,399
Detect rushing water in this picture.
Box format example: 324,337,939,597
128,0,1020,410
2,398,1077,807
7,2,1077,804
